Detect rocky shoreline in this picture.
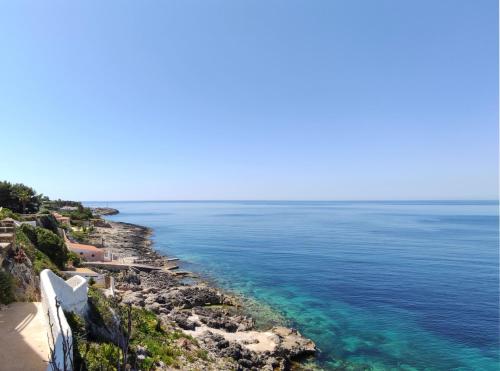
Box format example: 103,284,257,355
88,220,318,370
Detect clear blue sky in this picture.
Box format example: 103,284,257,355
0,0,498,201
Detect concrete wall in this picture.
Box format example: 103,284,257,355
40,269,88,371
13,220,37,227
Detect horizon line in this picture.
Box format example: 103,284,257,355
81,199,499,203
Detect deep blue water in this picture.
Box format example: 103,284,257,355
87,201,499,370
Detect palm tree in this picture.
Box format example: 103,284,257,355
16,189,31,213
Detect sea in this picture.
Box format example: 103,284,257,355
86,200,499,370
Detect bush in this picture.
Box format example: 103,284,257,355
15,228,59,274
19,224,37,245
16,224,68,273
0,270,15,304
35,227,68,269
0,207,21,221
66,311,122,371
36,214,59,234
87,288,194,368
70,229,88,243
67,251,81,267
66,207,93,221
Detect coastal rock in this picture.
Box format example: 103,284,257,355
193,306,253,332
140,271,178,290
94,220,317,369
145,302,162,313
168,310,198,330
121,290,145,306
163,285,226,309
198,331,272,370
90,207,119,216
272,326,316,358
92,219,112,228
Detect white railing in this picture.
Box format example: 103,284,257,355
40,269,88,371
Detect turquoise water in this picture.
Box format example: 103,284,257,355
88,201,499,370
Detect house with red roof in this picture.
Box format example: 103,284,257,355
63,232,104,262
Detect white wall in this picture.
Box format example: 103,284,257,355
40,269,88,371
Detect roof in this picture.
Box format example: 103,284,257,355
67,241,102,252
73,267,99,274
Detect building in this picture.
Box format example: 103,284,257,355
67,241,105,261
52,212,71,226
60,206,78,211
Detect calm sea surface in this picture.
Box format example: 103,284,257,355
87,201,499,370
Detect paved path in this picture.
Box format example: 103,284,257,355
0,302,49,370
82,260,166,272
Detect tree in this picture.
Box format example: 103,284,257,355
0,181,41,213
15,188,31,213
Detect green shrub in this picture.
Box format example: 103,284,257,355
0,207,21,221
69,229,88,243
15,228,59,274
0,270,15,304
19,224,37,245
18,224,64,271
84,288,207,370
67,251,81,267
61,206,93,221
66,310,121,371
35,227,68,269
36,214,59,234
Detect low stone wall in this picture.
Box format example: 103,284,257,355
40,269,88,371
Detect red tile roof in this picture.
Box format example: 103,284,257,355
67,241,102,252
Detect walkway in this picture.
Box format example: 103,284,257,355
81,260,169,272
0,302,49,370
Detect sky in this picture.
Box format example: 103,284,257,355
0,0,498,201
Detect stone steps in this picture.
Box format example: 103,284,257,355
0,233,14,243
0,242,12,250
0,227,14,233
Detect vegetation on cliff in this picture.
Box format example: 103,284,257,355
15,226,60,274
0,181,44,213
0,270,15,304
19,224,68,269
67,287,216,371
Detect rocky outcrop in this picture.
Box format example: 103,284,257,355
95,220,317,370
193,306,254,332
5,257,39,301
90,207,119,216
271,327,316,358
161,285,228,309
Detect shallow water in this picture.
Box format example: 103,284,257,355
88,201,499,370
